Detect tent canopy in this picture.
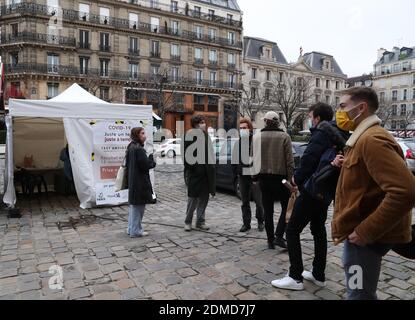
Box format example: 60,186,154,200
9,83,153,120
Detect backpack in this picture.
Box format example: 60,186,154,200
304,147,341,206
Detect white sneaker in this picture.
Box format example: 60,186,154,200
141,232,149,237
302,270,326,287
184,224,192,232
271,276,304,291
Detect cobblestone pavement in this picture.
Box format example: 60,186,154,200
1,162,415,300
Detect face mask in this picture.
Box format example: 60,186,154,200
240,129,250,138
336,104,363,131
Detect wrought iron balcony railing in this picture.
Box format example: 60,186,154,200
4,63,242,90
0,31,76,47
0,2,242,49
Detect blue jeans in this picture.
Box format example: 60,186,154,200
127,205,146,237
343,240,392,300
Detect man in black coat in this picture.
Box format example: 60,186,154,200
184,115,216,232
272,103,349,291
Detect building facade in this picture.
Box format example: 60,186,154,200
373,47,415,137
346,74,373,88
242,37,347,131
0,0,243,133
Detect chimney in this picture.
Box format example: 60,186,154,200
377,48,387,60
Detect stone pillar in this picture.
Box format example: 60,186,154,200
218,97,225,131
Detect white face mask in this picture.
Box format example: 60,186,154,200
240,129,250,137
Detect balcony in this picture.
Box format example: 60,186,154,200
227,63,236,70
194,58,204,66
99,44,111,52
150,51,161,59
0,31,76,47
4,63,240,90
0,2,243,49
170,55,181,62
208,60,218,68
128,48,140,57
78,42,90,50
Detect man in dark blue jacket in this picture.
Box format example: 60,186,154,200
272,103,349,291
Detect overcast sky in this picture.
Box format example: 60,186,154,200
238,0,415,77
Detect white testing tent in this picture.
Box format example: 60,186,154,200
3,83,153,209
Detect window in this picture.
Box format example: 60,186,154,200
392,105,397,116
150,0,158,8
403,89,407,101
265,88,271,100
208,9,215,19
194,95,205,111
171,20,179,35
413,74,415,85
151,64,160,77
195,70,203,85
99,86,109,101
129,37,139,53
227,14,233,21
325,61,330,70
400,121,406,130
393,64,400,73
171,0,178,12
228,53,235,66
315,94,320,102
208,28,216,41
208,96,219,112
252,68,257,79
413,88,415,100
335,81,340,90
151,40,160,57
11,23,18,37
193,6,201,17
316,78,320,88
47,83,59,99
150,17,160,33
266,70,271,81
171,67,179,82
392,90,398,102
47,54,59,73
251,87,257,99
129,13,139,29
335,96,340,106
326,80,330,89
79,30,89,49
228,31,235,45
401,104,407,116
209,72,217,86
195,48,203,63
391,120,397,130
79,3,90,21
279,72,283,82
413,103,415,113
100,33,110,51
403,62,409,71
209,50,217,63
99,7,109,24
379,92,385,103
79,56,89,75
228,74,235,88
265,49,271,59
325,96,330,104
129,63,139,79
100,59,109,77
171,44,180,59
10,52,18,66
195,26,203,39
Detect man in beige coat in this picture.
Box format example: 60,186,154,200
332,87,415,300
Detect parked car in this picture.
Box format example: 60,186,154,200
157,138,182,158
398,141,415,174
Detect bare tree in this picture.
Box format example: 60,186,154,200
377,99,395,129
271,74,314,135
401,110,414,138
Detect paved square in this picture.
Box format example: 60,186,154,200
1,162,414,300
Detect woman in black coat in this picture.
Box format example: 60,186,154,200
126,127,156,238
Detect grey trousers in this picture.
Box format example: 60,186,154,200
185,192,210,226
343,240,391,300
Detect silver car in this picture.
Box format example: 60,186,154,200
398,141,415,174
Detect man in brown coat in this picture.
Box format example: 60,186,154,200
332,87,415,300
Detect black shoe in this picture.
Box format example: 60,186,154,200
268,241,275,250
240,225,251,233
273,237,288,249
258,223,265,232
